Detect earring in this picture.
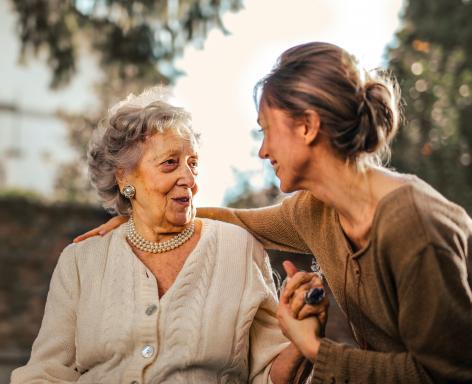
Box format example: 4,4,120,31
122,185,136,199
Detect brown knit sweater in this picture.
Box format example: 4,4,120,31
198,177,472,383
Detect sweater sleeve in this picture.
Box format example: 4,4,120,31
247,240,291,384
11,244,81,383
310,243,472,384
197,192,311,254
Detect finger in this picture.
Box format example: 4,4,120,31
277,296,294,322
318,308,328,326
73,227,103,243
310,274,324,287
290,282,312,317
297,297,330,320
109,215,128,228
282,272,315,301
283,260,298,278
73,216,126,243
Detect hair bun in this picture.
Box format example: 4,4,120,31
255,42,402,166
353,77,400,158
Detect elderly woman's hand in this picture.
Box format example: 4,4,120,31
73,215,128,243
281,261,329,324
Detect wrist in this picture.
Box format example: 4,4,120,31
301,336,320,362
287,342,305,361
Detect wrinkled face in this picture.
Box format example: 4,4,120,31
124,129,199,229
257,102,308,193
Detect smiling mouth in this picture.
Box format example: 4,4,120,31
172,197,191,205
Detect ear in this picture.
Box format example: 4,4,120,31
115,168,127,191
302,109,321,145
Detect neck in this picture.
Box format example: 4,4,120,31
301,156,407,249
302,159,382,248
131,207,191,243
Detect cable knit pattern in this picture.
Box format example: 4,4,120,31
221,236,271,383
11,219,289,384
150,222,217,383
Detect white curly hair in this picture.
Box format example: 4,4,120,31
88,86,199,215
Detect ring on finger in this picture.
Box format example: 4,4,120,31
304,287,325,305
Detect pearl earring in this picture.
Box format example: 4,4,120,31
122,185,136,199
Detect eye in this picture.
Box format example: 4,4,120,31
161,158,179,170
163,159,178,165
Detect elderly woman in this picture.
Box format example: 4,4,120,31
11,88,319,384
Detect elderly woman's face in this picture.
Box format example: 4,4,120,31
126,129,199,228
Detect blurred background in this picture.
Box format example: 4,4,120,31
1,0,471,381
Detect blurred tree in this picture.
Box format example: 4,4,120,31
12,0,243,88
388,0,472,213
224,170,285,208
10,0,243,204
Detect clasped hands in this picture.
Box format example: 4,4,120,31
277,260,329,362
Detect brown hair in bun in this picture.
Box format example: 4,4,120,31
255,42,402,167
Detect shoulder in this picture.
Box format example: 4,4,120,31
281,190,324,211
203,218,268,265
60,224,125,271
375,177,472,257
281,190,332,225
207,217,260,244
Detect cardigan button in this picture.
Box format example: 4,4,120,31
141,345,154,358
145,304,158,316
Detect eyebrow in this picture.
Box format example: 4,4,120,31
153,148,177,158
155,148,199,160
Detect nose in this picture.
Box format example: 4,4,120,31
258,138,269,159
177,163,197,188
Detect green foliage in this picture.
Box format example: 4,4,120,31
12,0,243,88
10,0,243,203
388,0,472,213
0,187,44,202
225,174,282,208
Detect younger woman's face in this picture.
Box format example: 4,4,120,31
257,102,312,193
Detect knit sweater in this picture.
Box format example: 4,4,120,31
197,177,472,384
11,219,289,384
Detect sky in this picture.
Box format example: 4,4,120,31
0,0,404,206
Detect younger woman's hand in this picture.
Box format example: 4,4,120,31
73,215,128,243
281,261,329,323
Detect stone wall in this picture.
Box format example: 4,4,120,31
0,197,353,381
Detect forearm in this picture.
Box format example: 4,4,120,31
310,338,433,384
269,343,306,384
197,206,311,253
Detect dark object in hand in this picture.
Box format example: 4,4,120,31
304,287,325,305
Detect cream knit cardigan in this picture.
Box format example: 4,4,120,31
12,219,289,384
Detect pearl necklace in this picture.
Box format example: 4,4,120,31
126,216,195,253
